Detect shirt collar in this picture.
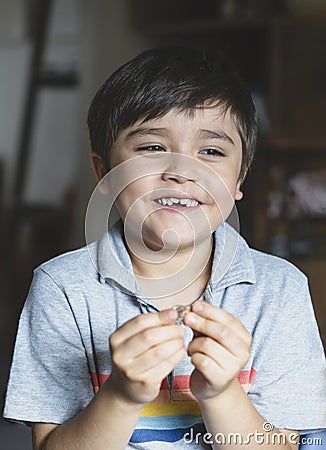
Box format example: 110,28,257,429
210,222,256,289
96,220,256,296
97,220,142,295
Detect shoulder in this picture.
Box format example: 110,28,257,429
212,225,308,295
246,247,309,309
249,247,307,286
34,241,99,288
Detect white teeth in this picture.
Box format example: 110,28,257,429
156,197,199,207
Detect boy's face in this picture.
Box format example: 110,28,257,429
92,106,243,252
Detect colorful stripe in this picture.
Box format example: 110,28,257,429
90,369,258,444
91,369,257,391
237,367,257,385
131,422,206,443
91,372,109,392
137,414,203,430
140,400,201,417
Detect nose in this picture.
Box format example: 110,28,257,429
161,155,198,183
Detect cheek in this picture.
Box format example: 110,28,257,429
116,186,137,210
115,180,151,213
205,176,238,219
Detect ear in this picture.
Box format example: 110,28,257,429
89,152,110,194
235,181,243,201
89,152,107,181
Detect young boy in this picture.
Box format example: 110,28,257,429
3,47,326,449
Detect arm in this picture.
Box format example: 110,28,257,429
33,308,186,450
183,301,299,450
33,388,143,450
199,380,299,449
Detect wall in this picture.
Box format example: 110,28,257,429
0,0,81,206
24,0,82,205
0,0,30,203
72,0,151,246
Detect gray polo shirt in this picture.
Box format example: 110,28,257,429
3,222,326,448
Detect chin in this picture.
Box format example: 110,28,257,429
145,225,212,253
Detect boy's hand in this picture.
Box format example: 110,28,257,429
183,301,252,400
106,309,186,406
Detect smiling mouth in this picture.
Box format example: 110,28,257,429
154,197,201,208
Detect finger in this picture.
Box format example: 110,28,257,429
191,301,250,341
190,352,225,383
184,313,250,358
124,338,186,378
189,301,251,343
110,309,179,348
138,346,187,384
115,324,185,360
188,337,244,373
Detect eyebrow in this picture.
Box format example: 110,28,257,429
125,127,169,140
199,129,235,146
125,126,235,146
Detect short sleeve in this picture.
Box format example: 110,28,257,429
248,277,326,433
3,268,95,425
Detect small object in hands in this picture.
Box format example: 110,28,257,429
173,305,191,325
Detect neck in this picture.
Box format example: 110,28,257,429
127,236,214,301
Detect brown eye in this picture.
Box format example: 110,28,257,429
200,148,225,157
138,145,165,152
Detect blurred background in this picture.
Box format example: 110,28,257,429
0,0,325,447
